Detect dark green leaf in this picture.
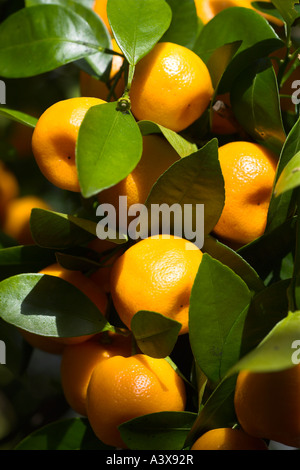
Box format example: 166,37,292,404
231,58,286,155
194,6,283,94
251,1,284,21
271,0,300,27
274,150,300,196
160,0,198,49
145,139,224,242
138,121,197,158
119,411,197,451
0,107,38,127
0,5,102,78
107,0,172,65
76,102,143,198
131,311,182,358
15,417,113,450
0,245,56,281
189,254,252,384
0,273,110,337
206,41,242,91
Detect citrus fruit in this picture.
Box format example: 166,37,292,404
110,235,203,335
92,0,112,35
212,141,278,247
31,97,105,192
191,427,269,450
60,332,132,416
19,329,65,355
194,0,283,26
129,42,214,133
2,195,51,245
86,353,186,448
234,365,300,448
0,162,19,225
97,134,180,232
80,39,124,101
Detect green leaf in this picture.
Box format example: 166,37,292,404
203,236,265,293
0,245,56,281
271,0,300,27
145,139,224,242
30,209,96,249
160,0,198,49
274,150,300,196
0,273,110,337
251,1,284,21
138,120,197,158
0,5,102,78
76,102,143,198
266,116,300,232
15,417,113,450
0,107,38,128
194,6,283,94
228,311,300,375
189,254,252,384
119,411,197,451
206,41,242,91
131,311,182,359
25,0,112,78
107,0,172,66
231,58,286,155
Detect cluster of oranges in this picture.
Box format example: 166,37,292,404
2,0,299,451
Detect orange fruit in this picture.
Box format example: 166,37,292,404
60,332,132,416
97,134,180,232
86,353,186,448
31,97,105,192
194,0,283,27
110,235,203,335
234,365,300,448
129,42,214,133
2,195,51,245
0,162,19,225
92,0,112,35
80,39,124,101
19,329,65,355
20,262,108,350
212,141,278,247
191,427,269,450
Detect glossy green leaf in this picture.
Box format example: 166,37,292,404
145,139,224,242
274,150,300,196
266,116,300,233
15,417,113,450
194,6,283,93
0,5,103,78
107,0,172,65
0,273,110,337
119,411,197,451
138,121,197,158
228,311,300,375
189,254,252,384
231,58,286,155
76,102,143,198
25,0,112,78
160,0,198,49
0,245,56,281
131,311,182,358
271,0,300,27
251,1,284,21
30,209,96,249
206,41,242,91
0,107,38,128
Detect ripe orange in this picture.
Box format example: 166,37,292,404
31,97,105,192
129,42,214,133
110,235,203,335
0,162,19,225
191,427,269,450
2,195,51,245
194,0,283,27
60,332,132,416
212,141,278,247
92,0,112,35
80,39,124,101
19,329,65,355
86,353,186,448
234,365,300,448
97,134,180,231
